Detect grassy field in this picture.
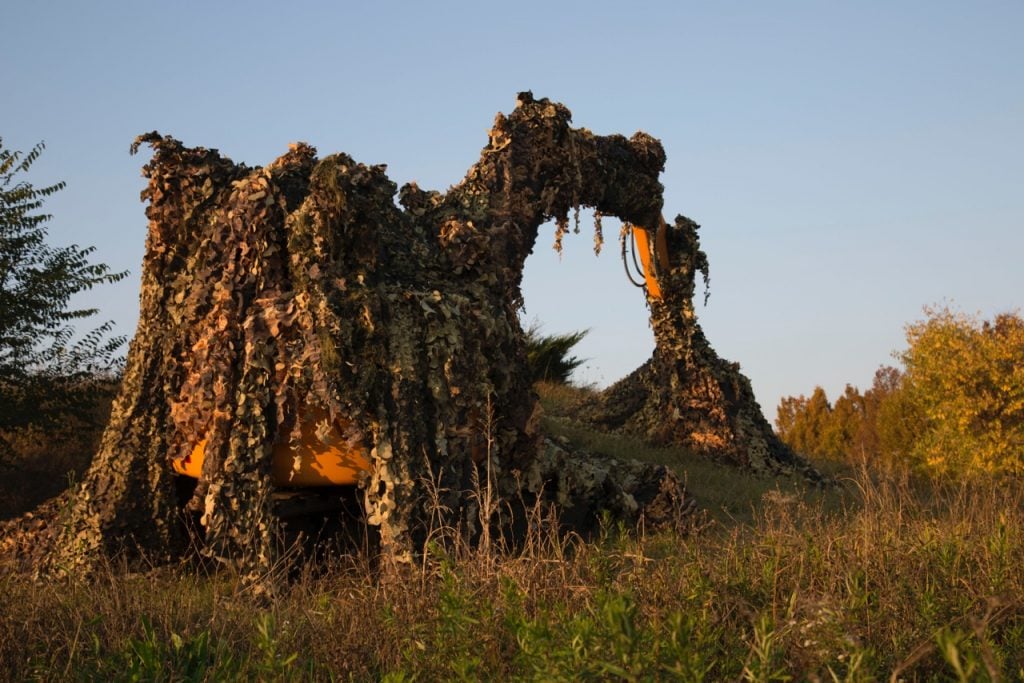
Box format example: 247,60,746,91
1,384,1022,680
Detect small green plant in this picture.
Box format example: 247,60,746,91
935,627,981,681
433,565,485,680
506,585,720,681
252,613,301,681
80,616,239,682
742,614,791,682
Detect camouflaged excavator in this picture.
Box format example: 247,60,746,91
1,93,815,587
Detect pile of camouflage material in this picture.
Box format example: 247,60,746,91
1,94,702,582
574,216,822,482
1,93,821,583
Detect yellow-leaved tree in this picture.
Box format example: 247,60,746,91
899,306,1024,475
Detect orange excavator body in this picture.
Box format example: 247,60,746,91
172,409,371,487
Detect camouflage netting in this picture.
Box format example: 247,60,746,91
1,93,704,581
575,216,821,481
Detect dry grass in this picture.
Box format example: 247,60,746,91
2,383,1023,679
2,470,1022,680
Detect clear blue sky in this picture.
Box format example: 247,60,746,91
4,1,1022,419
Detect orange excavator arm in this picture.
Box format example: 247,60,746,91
630,215,671,300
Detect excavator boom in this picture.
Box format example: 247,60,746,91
631,215,671,299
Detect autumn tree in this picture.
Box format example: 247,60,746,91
863,366,920,466
821,385,864,459
777,307,1024,476
898,307,1024,475
776,376,906,465
775,386,839,459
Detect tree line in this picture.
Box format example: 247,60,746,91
776,307,1024,476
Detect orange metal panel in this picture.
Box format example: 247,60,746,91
172,411,370,487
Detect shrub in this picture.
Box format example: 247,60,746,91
898,306,1024,475
0,138,125,466
524,322,588,384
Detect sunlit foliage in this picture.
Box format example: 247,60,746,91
899,306,1024,475
776,307,1024,476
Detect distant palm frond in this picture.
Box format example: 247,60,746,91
524,323,588,385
